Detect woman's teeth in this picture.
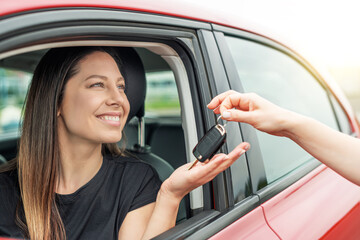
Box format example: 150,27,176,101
99,116,120,121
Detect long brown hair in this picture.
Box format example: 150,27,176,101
1,47,124,239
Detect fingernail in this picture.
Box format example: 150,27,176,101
244,144,250,151
222,111,231,119
238,150,245,156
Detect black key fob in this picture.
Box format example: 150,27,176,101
192,124,226,162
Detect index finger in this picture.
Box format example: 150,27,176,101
207,90,238,110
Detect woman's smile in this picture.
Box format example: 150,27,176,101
96,112,122,127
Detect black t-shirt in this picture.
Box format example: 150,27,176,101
0,155,162,239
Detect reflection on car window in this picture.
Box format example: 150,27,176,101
225,36,338,183
0,68,31,135
144,71,180,117
330,95,352,134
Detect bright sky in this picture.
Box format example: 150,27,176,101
188,0,360,68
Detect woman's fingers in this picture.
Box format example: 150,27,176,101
189,142,250,181
207,90,237,110
207,142,249,172
209,91,253,117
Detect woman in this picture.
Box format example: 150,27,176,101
208,90,360,186
0,47,249,239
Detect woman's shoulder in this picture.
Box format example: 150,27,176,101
0,169,19,200
0,169,18,187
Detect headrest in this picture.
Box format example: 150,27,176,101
117,47,146,122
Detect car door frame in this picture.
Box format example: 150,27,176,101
0,7,256,240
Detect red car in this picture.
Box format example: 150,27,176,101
0,1,359,239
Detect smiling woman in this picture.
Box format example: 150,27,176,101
57,50,129,146
0,46,249,240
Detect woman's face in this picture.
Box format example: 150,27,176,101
58,51,130,145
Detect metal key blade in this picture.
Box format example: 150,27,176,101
188,159,199,170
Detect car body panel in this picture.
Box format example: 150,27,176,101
208,207,279,240
0,0,251,32
262,165,360,239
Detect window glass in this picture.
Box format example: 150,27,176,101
145,71,180,117
330,95,352,134
225,36,338,183
0,68,31,135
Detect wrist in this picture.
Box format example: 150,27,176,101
280,110,306,139
158,184,183,206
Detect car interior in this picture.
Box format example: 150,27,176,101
0,43,196,223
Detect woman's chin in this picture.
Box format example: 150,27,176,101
100,133,122,144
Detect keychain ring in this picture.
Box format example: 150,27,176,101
217,115,227,127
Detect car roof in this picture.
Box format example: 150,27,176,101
1,0,358,133
0,0,267,36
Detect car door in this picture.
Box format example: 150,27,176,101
0,7,262,240
211,24,360,239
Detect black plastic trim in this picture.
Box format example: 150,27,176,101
197,29,233,211
186,195,259,239
153,210,220,240
213,30,267,193
0,24,194,53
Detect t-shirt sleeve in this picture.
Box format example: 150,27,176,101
128,164,162,212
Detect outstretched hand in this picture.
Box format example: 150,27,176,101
207,90,294,137
160,142,250,201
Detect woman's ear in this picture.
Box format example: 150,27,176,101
57,111,61,117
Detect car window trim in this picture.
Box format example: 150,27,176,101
198,29,254,211
0,8,211,33
213,30,267,194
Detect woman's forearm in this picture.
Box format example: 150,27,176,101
141,190,180,240
284,111,360,185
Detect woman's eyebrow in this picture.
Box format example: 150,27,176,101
85,75,108,81
85,75,124,81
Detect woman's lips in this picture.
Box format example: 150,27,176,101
96,113,122,127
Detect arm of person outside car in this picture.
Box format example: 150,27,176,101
208,90,360,186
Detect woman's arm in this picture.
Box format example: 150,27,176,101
282,111,360,186
208,90,360,186
119,141,250,239
142,142,249,239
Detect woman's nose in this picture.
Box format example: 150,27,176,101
106,85,124,106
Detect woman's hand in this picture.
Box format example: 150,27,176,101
159,142,250,202
207,90,296,137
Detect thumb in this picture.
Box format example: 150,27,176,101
221,109,253,124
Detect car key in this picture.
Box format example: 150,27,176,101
188,117,227,170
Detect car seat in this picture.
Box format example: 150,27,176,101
117,47,187,222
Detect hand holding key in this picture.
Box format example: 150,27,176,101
160,141,250,201
188,117,227,170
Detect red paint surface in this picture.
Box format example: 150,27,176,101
262,165,360,239
0,0,237,29
209,207,279,240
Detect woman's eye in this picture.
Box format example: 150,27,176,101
89,82,104,88
117,84,126,91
